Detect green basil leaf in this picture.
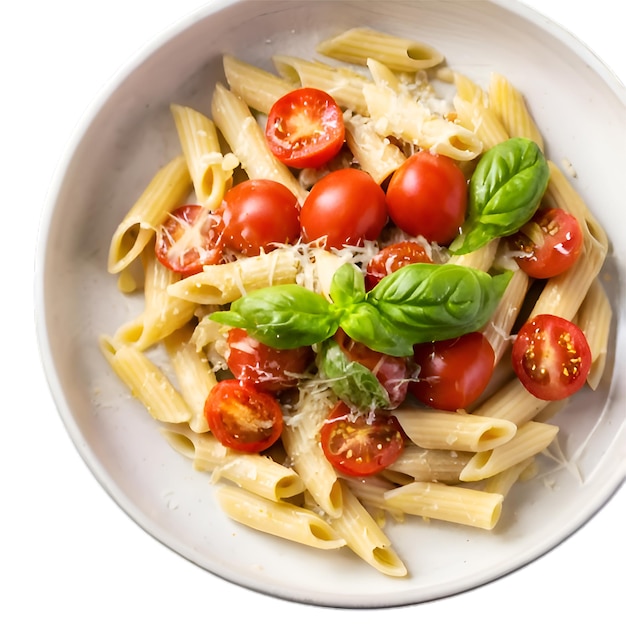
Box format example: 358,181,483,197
329,262,365,307
449,137,550,255
339,300,417,357
368,263,512,344
209,284,339,349
319,339,390,411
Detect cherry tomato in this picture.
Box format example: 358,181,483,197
155,204,223,276
365,240,432,290
507,207,584,279
226,328,315,393
204,379,283,453
219,179,301,256
385,151,467,244
512,314,591,401
319,402,405,477
300,168,388,249
335,329,409,409
410,332,495,411
265,87,345,169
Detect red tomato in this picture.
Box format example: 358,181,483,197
219,179,301,256
155,204,223,276
385,151,467,244
335,329,409,409
300,168,388,249
512,314,592,401
226,328,315,392
410,332,495,411
319,402,405,477
265,87,345,169
204,379,283,453
365,240,432,290
507,207,584,279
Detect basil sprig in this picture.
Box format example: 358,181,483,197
210,262,511,358
318,339,391,411
449,137,550,255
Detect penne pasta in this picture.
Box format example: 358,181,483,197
108,154,192,274
330,481,408,576
363,59,483,160
161,425,305,501
384,481,504,530
223,54,295,114
162,324,216,433
216,485,346,550
114,246,197,350
576,278,613,389
170,104,238,207
167,247,300,305
488,72,544,152
210,82,308,203
394,406,517,452
316,27,444,72
99,336,192,425
387,445,472,483
459,421,559,482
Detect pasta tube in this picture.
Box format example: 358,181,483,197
384,481,504,530
216,485,346,550
161,426,304,501
107,154,192,274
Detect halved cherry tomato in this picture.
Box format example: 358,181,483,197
410,332,495,411
204,379,283,453
226,328,315,393
219,179,301,256
511,314,591,401
507,207,584,279
335,329,410,409
265,87,345,169
385,151,467,244
319,402,405,477
155,204,223,276
365,240,432,290
300,168,388,249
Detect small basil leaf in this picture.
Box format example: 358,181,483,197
450,137,550,255
339,300,416,357
368,263,512,344
319,339,390,411
209,284,339,349
329,262,365,307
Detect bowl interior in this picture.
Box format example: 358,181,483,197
36,0,626,608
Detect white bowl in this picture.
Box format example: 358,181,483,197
35,0,626,608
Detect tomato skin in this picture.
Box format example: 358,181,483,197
335,329,410,409
300,168,388,249
226,328,315,392
219,179,301,256
511,314,591,401
155,204,224,276
265,87,345,169
319,402,405,477
507,207,584,279
409,332,495,411
365,240,432,290
204,379,283,453
385,151,467,244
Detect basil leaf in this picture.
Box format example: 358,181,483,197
319,339,390,411
449,137,550,255
209,284,339,349
368,263,511,345
339,300,417,357
329,262,365,307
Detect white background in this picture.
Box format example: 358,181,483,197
3,1,624,623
